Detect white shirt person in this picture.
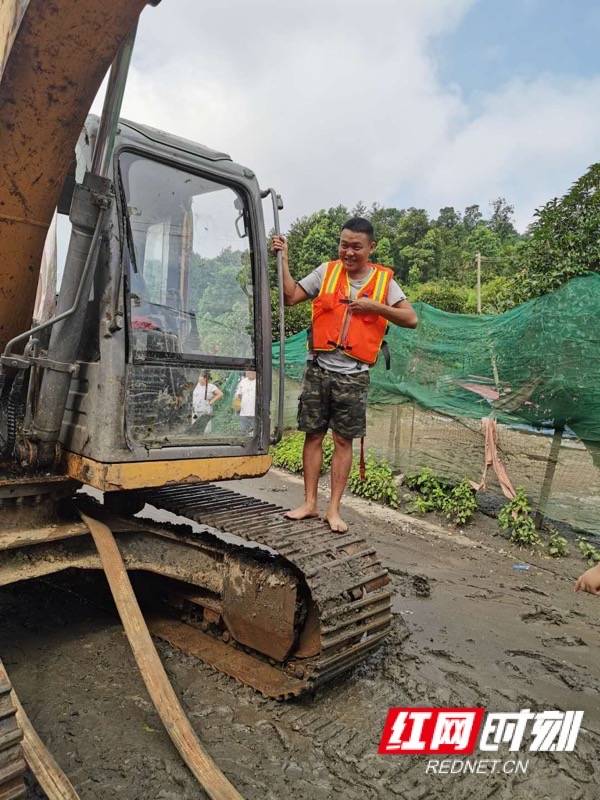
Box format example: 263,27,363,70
192,372,223,432
235,370,256,435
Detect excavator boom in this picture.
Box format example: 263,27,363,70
0,0,149,352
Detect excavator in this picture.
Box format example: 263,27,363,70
0,1,392,797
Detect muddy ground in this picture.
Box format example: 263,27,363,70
1,469,598,800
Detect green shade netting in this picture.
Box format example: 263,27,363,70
273,275,600,443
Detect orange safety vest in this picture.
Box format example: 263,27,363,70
311,260,394,365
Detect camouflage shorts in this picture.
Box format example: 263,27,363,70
297,361,370,440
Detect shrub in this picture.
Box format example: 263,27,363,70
348,454,399,507
409,282,471,314
270,431,305,473
547,530,569,558
405,468,448,506
498,489,541,547
270,431,334,474
405,469,477,525
480,276,515,314
444,480,478,526
270,288,312,338
577,537,600,566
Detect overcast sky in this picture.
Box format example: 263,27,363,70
93,0,600,232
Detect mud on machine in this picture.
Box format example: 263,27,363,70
0,2,391,797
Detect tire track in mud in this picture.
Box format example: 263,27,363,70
2,541,599,799
160,602,600,800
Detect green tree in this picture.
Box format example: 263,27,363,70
480,276,514,314
435,208,468,282
400,228,440,283
516,163,600,301
465,224,502,260
373,235,393,267
271,288,311,338
395,208,431,280
397,208,430,246
351,200,368,217
370,204,406,276
369,204,404,234
463,204,482,232
285,206,349,280
488,197,517,241
436,206,461,229
407,264,421,286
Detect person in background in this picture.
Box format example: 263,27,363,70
192,371,223,433
234,370,257,435
574,563,600,595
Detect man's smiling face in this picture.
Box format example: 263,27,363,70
338,229,376,275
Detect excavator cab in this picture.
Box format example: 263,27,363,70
120,146,261,449
54,118,275,490
3,116,278,491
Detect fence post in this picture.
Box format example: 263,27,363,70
534,423,565,529
476,252,482,314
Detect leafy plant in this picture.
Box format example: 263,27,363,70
321,434,334,471
498,489,541,547
480,276,515,314
405,468,448,503
405,469,477,525
348,454,399,508
270,431,305,473
577,537,600,566
270,431,334,474
412,495,431,514
444,480,478,526
547,530,569,558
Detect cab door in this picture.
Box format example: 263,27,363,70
117,150,270,457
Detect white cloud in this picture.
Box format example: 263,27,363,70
421,76,600,229
92,0,600,232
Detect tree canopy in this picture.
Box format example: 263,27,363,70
196,161,600,341
270,195,525,333
515,164,600,302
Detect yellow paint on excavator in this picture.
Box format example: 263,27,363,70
65,452,272,492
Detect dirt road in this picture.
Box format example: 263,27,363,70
1,469,598,799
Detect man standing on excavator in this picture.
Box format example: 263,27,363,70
272,218,417,533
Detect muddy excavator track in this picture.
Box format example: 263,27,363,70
133,483,392,699
0,665,26,800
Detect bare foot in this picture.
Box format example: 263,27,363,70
284,503,319,521
324,511,349,533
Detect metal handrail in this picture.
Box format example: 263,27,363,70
262,188,285,443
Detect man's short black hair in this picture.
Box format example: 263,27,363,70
341,217,375,242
